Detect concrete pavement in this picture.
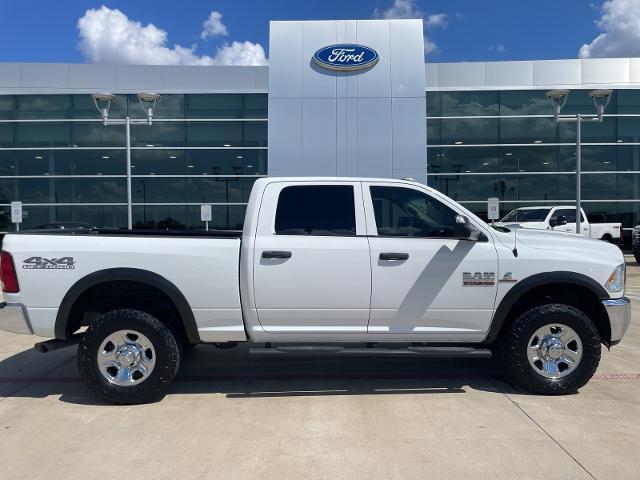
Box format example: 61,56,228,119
1,258,640,479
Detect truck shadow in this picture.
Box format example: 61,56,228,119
0,343,522,405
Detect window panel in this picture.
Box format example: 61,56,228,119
617,117,640,143
0,150,125,176
440,118,498,145
15,122,71,147
616,90,640,114
275,185,356,236
16,95,72,119
0,178,125,203
133,205,188,230
562,89,617,115
617,173,640,200
427,119,441,145
501,175,559,201
500,90,550,116
132,178,186,203
132,150,187,175
0,96,15,120
441,91,498,116
427,174,498,201
187,177,255,203
72,123,125,147
500,146,559,172
187,122,242,147
186,94,245,119
559,117,616,143
187,204,246,230
426,91,442,117
187,149,267,175
560,145,616,172
500,117,557,144
130,122,185,147
0,123,13,148
0,205,127,230
72,95,127,120
427,147,498,174
243,94,268,119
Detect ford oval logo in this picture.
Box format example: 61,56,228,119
313,44,379,72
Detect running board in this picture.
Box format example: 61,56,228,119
249,345,492,358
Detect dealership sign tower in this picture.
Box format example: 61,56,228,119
268,20,427,181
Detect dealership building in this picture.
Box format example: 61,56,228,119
1,19,640,241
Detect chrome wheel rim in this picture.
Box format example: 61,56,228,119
97,330,156,386
527,323,582,379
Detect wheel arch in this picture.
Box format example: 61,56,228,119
54,268,200,344
484,271,610,345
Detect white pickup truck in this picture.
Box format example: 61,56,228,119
0,177,630,404
497,206,623,243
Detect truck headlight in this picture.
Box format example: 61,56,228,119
605,263,625,294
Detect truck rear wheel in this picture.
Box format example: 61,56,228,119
499,304,601,395
77,309,181,405
634,249,640,265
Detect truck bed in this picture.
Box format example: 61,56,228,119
10,228,243,238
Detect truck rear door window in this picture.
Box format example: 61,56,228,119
275,185,356,236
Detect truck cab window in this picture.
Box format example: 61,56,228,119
370,186,458,238
555,209,584,223
275,185,356,236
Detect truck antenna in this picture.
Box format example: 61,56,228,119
513,214,519,257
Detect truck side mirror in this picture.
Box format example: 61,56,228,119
454,215,485,241
550,215,567,227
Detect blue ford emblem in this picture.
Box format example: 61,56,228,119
313,44,379,72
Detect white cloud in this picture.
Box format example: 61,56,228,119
373,0,422,19
373,0,447,57
424,38,439,55
579,0,640,58
489,44,506,53
425,13,448,29
77,6,266,66
212,41,267,66
201,11,228,39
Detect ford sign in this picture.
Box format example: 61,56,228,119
313,44,379,72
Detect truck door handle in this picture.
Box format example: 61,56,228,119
262,250,292,259
379,252,409,261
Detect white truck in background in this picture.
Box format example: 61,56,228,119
0,177,630,404
497,206,623,244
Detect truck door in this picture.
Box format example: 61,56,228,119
363,183,498,342
252,181,371,336
552,208,589,236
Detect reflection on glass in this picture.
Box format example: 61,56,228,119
441,91,499,116
441,118,498,145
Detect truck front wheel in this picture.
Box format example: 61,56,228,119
77,309,181,404
499,304,601,395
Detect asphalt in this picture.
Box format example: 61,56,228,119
1,258,640,479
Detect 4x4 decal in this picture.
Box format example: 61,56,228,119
22,256,75,270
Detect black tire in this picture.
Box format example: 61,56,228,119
499,304,601,395
634,249,640,265
77,309,181,405
601,234,612,243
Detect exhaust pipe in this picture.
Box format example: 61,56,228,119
34,334,81,353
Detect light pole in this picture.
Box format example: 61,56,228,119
91,92,161,229
546,89,612,234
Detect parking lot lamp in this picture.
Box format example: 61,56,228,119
91,93,161,229
546,89,613,234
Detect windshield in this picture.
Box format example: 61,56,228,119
501,208,551,223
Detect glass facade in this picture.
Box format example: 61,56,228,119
426,89,640,242
2,87,640,240
0,94,267,230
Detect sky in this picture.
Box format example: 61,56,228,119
0,0,639,65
